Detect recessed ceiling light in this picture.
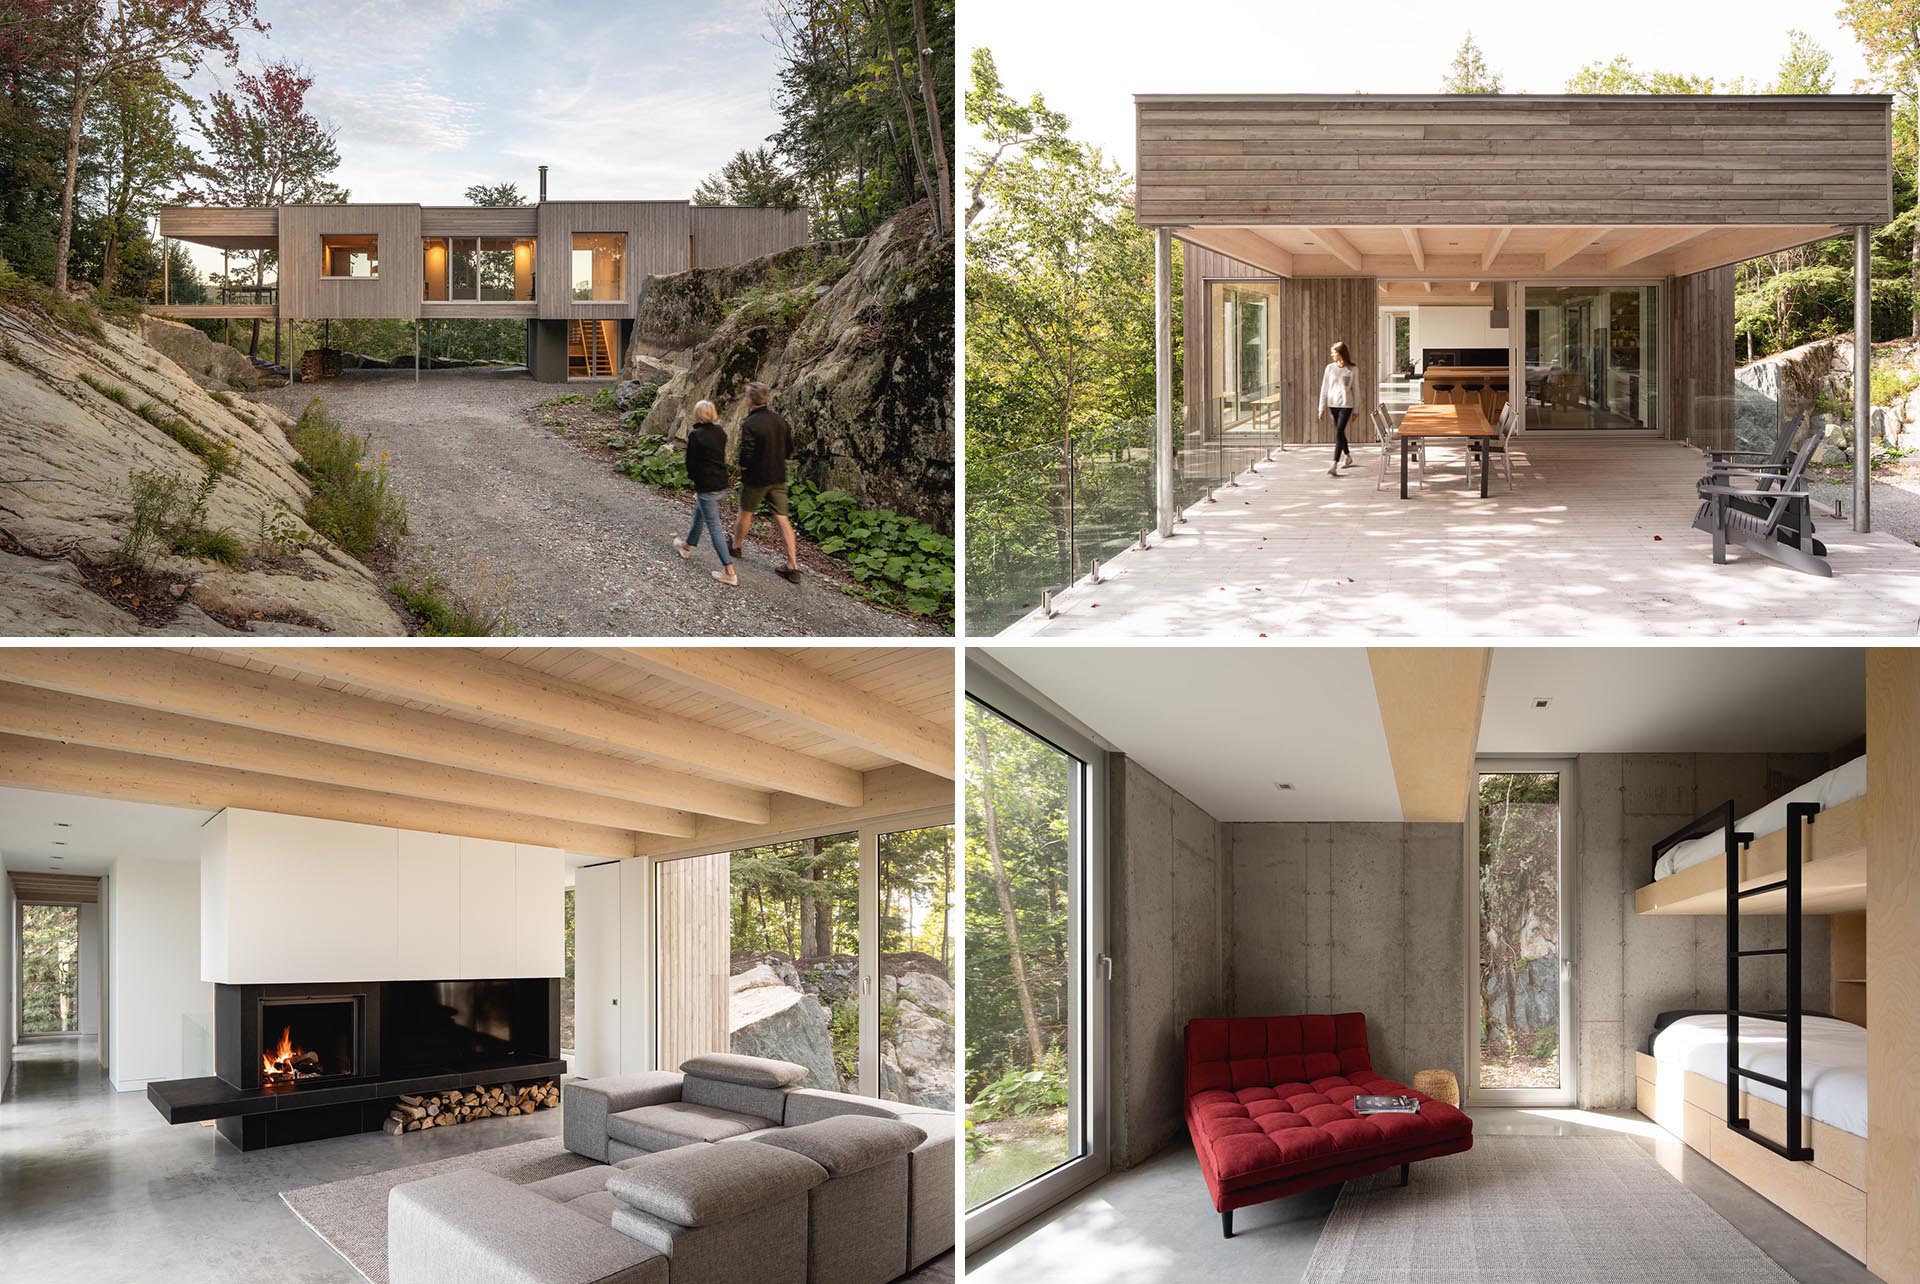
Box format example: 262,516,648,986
1533,698,1552,710
55,822,71,828
1274,781,1296,792
52,840,67,846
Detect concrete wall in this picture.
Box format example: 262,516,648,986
107,856,210,1092
1572,752,1834,1108
1109,756,1232,1170
77,902,100,1038
1228,822,1466,1085
2,857,13,1097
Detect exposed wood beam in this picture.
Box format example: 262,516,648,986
1604,226,1711,272
1308,227,1365,273
609,649,953,778
1541,226,1614,271
635,765,954,862
0,684,696,837
1480,226,1514,272
1666,225,1840,279
1177,226,1293,276
7,872,101,904
1400,227,1426,271
1468,280,1480,292
1422,281,1433,294
0,734,636,857
244,649,863,807
0,649,770,824
1367,648,1491,823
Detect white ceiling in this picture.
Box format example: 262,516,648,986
0,787,214,877
984,647,1866,823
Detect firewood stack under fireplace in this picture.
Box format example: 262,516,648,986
382,1078,559,1134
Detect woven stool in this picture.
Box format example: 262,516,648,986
1412,1069,1459,1106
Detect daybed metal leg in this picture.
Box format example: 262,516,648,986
1222,1209,1234,1239
1398,1163,1410,1188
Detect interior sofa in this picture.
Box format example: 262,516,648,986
1185,1014,1473,1238
389,1052,951,1284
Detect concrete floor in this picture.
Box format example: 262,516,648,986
1,1034,565,1283
964,1107,1878,1284
1002,436,1920,639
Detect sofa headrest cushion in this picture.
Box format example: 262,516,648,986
608,1142,824,1227
749,1115,926,1176
679,1052,811,1089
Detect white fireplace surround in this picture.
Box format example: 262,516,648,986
200,809,564,985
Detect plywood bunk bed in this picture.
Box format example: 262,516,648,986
1630,756,1869,1261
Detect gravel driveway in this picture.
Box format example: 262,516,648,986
261,370,937,637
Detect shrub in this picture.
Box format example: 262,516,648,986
286,398,408,561
617,437,692,490
135,399,231,467
255,503,312,559
391,560,514,636
591,385,618,413
620,383,658,424
0,256,104,342
1527,1026,1559,1063
970,1048,1068,1123
171,526,244,567
118,469,188,568
77,372,132,408
790,483,954,618
540,392,587,407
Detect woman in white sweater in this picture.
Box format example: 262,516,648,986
1316,340,1360,476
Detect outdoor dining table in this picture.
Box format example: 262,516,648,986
1397,403,1495,499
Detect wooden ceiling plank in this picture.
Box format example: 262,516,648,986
0,734,635,858
1604,225,1711,271
1400,226,1426,271
0,684,696,838
0,649,771,824
1308,226,1366,272
610,648,954,778
8,872,101,904
1178,226,1294,276
243,648,864,807
1367,648,1492,823
1541,225,1615,271
1480,225,1514,272
634,765,953,862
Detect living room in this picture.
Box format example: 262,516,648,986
961,646,1919,1284
0,644,957,1284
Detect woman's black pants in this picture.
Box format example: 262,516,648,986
1330,406,1353,463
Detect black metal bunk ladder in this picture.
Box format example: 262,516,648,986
1726,800,1819,1163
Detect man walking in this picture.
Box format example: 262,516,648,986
732,382,801,583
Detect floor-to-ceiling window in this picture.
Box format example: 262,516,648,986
19,904,79,1034
879,824,957,1110
965,661,1107,1248
1470,762,1577,1106
1206,279,1282,436
561,886,576,1059
1523,284,1661,431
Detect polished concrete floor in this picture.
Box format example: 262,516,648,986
965,1107,1878,1284
1,1035,566,1283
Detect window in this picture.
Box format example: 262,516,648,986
321,234,378,279
20,904,79,1034
571,233,626,302
422,236,535,302
879,824,956,1110
561,886,576,1056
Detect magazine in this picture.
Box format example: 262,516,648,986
1353,1094,1421,1114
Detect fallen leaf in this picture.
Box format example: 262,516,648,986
1653,535,1662,541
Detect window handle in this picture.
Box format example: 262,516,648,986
1098,954,1114,982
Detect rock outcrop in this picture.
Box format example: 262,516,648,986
729,963,838,1089
136,314,259,391
0,297,408,635
1736,334,1916,452
626,202,953,532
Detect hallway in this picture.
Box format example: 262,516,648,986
0,1034,564,1282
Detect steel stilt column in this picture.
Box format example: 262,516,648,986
1154,226,1174,538
1853,225,1872,533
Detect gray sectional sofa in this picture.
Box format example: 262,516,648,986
388,1053,953,1284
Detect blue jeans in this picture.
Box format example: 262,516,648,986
686,491,732,566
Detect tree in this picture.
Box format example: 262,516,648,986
462,180,526,207
1771,28,1835,94
8,0,264,293
183,59,344,354
693,147,801,208
1442,33,1504,94
970,714,1047,1066
963,48,1072,229
91,64,194,295
1841,0,1920,337
1565,55,1716,95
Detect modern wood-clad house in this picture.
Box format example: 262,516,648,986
1137,94,1894,531
156,196,809,382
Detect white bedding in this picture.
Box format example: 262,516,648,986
1652,754,1866,881
1652,1013,1868,1138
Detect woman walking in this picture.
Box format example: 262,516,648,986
672,400,738,586
1317,340,1360,476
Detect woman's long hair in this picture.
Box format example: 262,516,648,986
1331,340,1354,368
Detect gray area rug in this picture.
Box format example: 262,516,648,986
281,1134,954,1284
1302,1136,1796,1283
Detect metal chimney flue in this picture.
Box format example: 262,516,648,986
538,166,548,202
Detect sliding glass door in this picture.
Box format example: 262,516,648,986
965,664,1108,1249
1521,283,1661,431
1469,760,1577,1106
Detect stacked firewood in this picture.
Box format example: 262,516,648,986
382,1078,559,1135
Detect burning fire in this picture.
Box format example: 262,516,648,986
261,1026,322,1085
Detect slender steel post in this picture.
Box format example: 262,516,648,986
414,321,420,385
1154,226,1174,538
1724,801,1740,1129
1853,225,1871,533
1786,804,1807,1160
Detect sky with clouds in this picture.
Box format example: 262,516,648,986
960,0,1882,172
178,0,783,272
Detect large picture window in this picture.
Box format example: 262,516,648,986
571,233,626,302
422,236,535,302
321,234,378,279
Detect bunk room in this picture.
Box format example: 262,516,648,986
961,646,1920,1284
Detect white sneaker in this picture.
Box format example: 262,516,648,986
1328,464,1340,476
671,537,693,561
712,568,738,587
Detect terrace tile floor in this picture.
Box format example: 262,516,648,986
1001,437,1920,639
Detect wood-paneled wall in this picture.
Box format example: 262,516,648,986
1178,240,1276,432
654,852,730,1071
690,207,810,268
1866,649,1920,1280
156,206,277,249
535,201,690,320
420,207,539,236
1135,96,1893,227
1667,266,1736,450
277,205,422,320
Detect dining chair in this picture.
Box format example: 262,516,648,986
1373,404,1421,491
1484,403,1520,489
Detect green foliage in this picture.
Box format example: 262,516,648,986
542,392,588,406
171,525,244,567
591,385,618,413
390,566,515,636
1528,1026,1561,1063
617,436,693,489
1,257,106,341
463,181,528,207
20,905,79,1034
730,832,860,958
287,398,408,561
694,147,802,209
1477,773,1562,1072
135,398,232,467
1442,33,1503,93
562,888,577,1052
790,484,954,618
117,447,237,569
620,384,659,425
118,468,189,568
78,371,132,408
970,1047,1068,1122
255,502,312,558
1872,365,1920,409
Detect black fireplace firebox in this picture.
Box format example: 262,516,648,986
162,978,560,1150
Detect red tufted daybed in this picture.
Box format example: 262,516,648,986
1185,1014,1473,1237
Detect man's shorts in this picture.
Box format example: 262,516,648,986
739,483,790,517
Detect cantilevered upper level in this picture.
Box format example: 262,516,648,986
156,200,809,321
1133,93,1893,279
